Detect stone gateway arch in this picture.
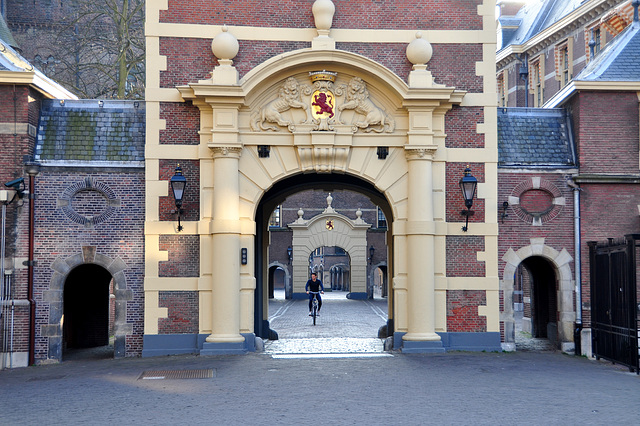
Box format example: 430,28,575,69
143,0,500,355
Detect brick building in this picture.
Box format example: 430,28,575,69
497,0,640,358
496,0,633,108
0,19,78,367
10,0,639,366
32,99,146,362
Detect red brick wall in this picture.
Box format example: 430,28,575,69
445,106,484,148
498,173,574,248
159,38,215,88
446,162,485,224
159,0,484,30
447,290,487,332
159,159,200,221
446,236,485,277
498,172,575,338
33,170,145,358
0,85,45,354
157,1,484,86
568,91,640,326
572,92,640,175
160,102,200,145
335,42,411,83
159,235,200,277
0,85,32,183
158,291,199,334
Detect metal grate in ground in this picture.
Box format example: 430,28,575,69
138,369,214,380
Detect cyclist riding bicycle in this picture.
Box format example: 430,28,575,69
305,272,324,316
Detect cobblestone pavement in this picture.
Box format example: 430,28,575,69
3,294,639,424
1,349,639,425
265,291,388,355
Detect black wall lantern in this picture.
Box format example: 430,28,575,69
170,165,187,232
368,245,375,264
287,246,293,264
459,166,477,232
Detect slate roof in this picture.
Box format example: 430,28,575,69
498,108,576,168
574,20,640,81
498,0,585,51
36,100,145,163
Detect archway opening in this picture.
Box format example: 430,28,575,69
63,264,114,359
268,265,286,300
372,265,388,299
312,246,351,295
255,173,392,345
515,256,558,349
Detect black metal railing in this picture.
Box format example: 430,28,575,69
588,235,640,374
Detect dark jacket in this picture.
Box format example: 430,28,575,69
305,278,324,292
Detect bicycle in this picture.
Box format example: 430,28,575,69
309,291,320,325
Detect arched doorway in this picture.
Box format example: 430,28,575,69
63,264,113,357
518,256,558,343
254,173,393,341
501,240,575,352
371,264,388,299
268,265,287,299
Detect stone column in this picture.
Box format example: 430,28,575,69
402,147,444,352
202,146,245,353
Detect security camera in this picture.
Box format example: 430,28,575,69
5,177,25,190
4,177,25,201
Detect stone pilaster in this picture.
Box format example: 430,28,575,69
202,146,246,353
402,147,444,352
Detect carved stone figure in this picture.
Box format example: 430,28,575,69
337,77,395,133
251,77,311,132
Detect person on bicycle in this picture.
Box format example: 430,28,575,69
305,272,324,316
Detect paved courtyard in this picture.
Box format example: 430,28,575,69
2,293,639,424
265,290,388,355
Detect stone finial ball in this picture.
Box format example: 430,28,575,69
312,0,336,31
211,25,239,61
406,31,433,65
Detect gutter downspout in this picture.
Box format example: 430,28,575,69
27,172,35,366
572,182,583,355
25,159,40,366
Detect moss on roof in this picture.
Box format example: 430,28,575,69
36,100,145,163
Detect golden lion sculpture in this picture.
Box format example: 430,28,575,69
251,77,311,132
337,77,395,133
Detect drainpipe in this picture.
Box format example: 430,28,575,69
25,159,40,366
571,181,582,355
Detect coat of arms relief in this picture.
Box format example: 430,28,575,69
250,72,395,134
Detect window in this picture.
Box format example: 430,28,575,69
269,205,280,227
555,39,572,88
593,28,601,55
530,58,543,107
561,46,570,86
586,25,603,63
497,71,507,107
377,207,387,229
